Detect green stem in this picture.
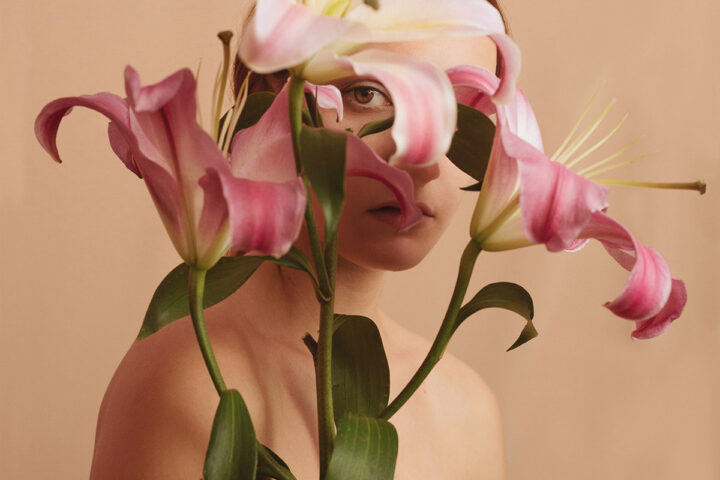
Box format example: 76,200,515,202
316,234,338,479
378,241,481,420
289,76,306,174
188,268,226,396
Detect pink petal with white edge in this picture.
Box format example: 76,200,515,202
305,82,344,121
579,212,676,323
631,280,686,339
239,0,366,74
342,0,520,103
203,168,306,258
506,127,609,252
34,92,142,176
344,133,423,231
448,65,541,150
305,49,457,168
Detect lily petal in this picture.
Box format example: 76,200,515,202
203,168,306,258
343,0,520,103
306,82,344,121
506,127,609,252
345,133,423,231
631,280,686,339
579,212,676,323
304,48,457,168
34,92,142,176
239,0,366,74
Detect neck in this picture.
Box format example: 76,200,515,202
212,247,387,354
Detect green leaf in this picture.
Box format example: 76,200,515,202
358,116,393,138
138,256,264,340
331,315,390,423
300,127,347,239
325,414,398,480
204,389,258,480
256,443,297,480
460,181,484,192
363,0,380,9
447,104,496,187
454,282,537,351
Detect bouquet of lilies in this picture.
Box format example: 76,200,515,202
34,0,704,478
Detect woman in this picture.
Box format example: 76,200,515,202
89,2,508,478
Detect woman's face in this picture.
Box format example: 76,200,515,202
317,36,497,271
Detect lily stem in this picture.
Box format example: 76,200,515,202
378,241,481,420
188,267,226,396
316,233,338,479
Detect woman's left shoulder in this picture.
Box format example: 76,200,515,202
384,320,505,478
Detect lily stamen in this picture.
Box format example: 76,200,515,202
594,179,707,195
211,31,234,141
555,99,616,165
550,85,603,161
576,140,642,176
221,72,252,154
566,112,629,169
583,153,650,179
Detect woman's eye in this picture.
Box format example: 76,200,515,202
343,85,392,110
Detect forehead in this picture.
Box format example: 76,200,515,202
363,36,497,72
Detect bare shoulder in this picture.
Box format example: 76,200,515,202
90,316,265,480
384,320,505,479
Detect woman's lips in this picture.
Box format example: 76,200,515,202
366,202,434,226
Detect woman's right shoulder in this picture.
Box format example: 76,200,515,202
90,316,266,479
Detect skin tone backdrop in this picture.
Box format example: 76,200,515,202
1,0,718,478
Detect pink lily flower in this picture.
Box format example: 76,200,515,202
447,64,697,338
35,66,308,269
239,0,521,168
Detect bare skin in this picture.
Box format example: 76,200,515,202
90,35,504,479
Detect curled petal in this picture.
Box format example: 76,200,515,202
631,280,687,339
579,212,676,323
239,0,365,73
508,127,609,252
34,92,142,176
345,133,423,231
305,49,457,168
305,82,344,121
204,169,306,258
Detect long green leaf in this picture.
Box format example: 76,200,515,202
264,247,328,300
447,104,496,188
138,256,264,339
204,389,258,480
331,315,390,423
454,282,537,351
325,414,398,480
299,127,347,239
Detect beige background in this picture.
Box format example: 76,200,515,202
1,0,718,478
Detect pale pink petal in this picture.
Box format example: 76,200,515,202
239,0,365,74
306,49,456,168
230,86,298,182
343,0,520,103
204,168,306,258
124,66,232,266
448,64,542,150
34,92,142,176
469,130,521,243
631,280,687,339
579,212,675,322
507,127,609,252
305,82,344,121
345,133,423,231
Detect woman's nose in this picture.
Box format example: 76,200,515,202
400,163,441,187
